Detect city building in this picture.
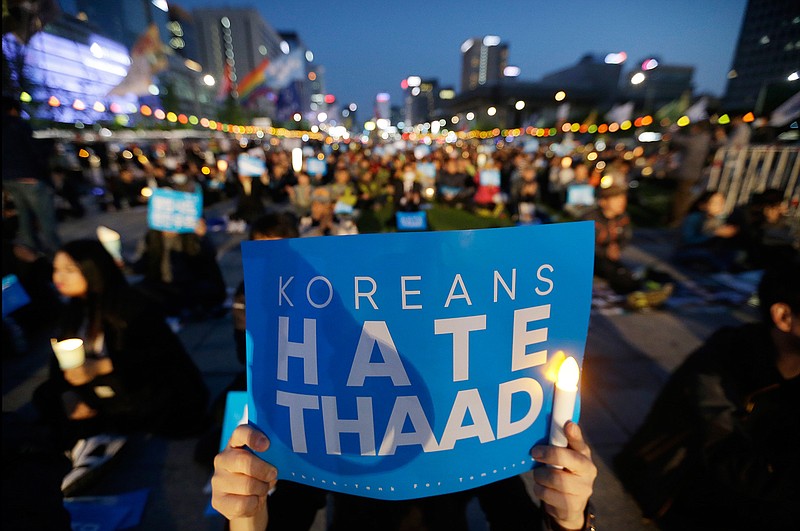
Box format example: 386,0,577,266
460,36,508,92
723,0,800,113
278,30,319,123
403,77,440,126
56,0,215,118
192,7,283,115
540,53,624,105
621,58,695,114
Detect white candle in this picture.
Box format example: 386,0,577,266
549,356,580,447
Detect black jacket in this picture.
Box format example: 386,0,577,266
614,323,800,530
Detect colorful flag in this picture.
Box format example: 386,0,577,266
605,102,634,124
238,58,270,102
685,97,709,122
769,91,800,127
216,62,233,101
107,23,168,97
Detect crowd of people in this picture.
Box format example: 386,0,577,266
3,101,799,530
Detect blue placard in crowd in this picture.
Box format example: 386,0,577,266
242,222,594,500
238,154,266,177
416,162,436,180
2,274,31,318
307,158,327,177
566,184,595,206
395,211,428,231
147,188,203,233
479,169,501,187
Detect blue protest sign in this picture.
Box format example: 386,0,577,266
479,169,501,187
2,274,31,317
238,154,266,177
242,222,594,500
147,188,203,233
396,211,428,231
307,158,327,177
416,162,436,180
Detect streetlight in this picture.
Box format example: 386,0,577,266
515,100,525,110
487,106,497,116
631,72,646,85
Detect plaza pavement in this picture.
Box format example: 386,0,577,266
2,200,758,530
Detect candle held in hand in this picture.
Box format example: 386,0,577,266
549,356,580,447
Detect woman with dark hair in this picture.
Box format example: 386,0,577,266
34,239,210,494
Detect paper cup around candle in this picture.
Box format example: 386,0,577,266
51,338,86,370
96,226,122,261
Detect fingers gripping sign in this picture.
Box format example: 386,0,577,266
212,424,277,530
531,422,597,530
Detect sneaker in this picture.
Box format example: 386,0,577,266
626,283,674,310
62,434,127,497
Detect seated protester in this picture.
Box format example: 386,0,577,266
288,171,314,216
614,259,800,530
34,240,209,494
231,165,270,226
300,186,359,237
329,166,359,207
510,162,549,224
582,184,672,309
473,159,506,217
392,163,423,214
212,421,597,531
748,188,799,267
673,191,741,272
437,157,472,207
132,219,227,319
355,168,386,211
267,162,295,206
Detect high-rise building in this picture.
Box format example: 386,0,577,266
460,36,508,92
540,54,623,104
404,77,440,126
724,0,800,112
192,8,283,101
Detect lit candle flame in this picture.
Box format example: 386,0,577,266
556,356,580,391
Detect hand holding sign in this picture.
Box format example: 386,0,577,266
211,424,275,529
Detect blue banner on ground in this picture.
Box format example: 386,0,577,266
242,222,594,500
2,274,31,317
396,211,428,231
147,188,203,233
64,489,149,531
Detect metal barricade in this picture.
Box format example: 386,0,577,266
707,145,800,215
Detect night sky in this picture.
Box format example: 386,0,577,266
180,0,748,116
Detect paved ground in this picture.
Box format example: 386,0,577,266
2,200,758,530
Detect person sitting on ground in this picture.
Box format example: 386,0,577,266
614,258,800,530
34,239,209,494
132,219,227,319
748,188,798,267
582,183,672,309
329,166,359,208
437,157,473,207
510,162,549,224
299,186,358,237
673,190,741,272
288,171,314,216
212,420,597,531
